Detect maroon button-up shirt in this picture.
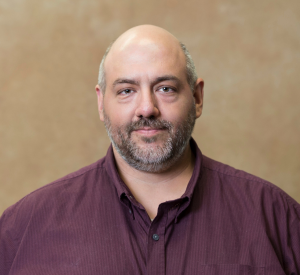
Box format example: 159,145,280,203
1,139,299,274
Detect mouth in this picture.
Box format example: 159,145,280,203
133,127,166,136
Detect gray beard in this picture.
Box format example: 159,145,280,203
103,103,196,173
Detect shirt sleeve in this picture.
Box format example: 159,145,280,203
0,197,32,275
286,199,300,274
0,206,19,275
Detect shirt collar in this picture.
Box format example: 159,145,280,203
103,144,132,199
104,137,203,207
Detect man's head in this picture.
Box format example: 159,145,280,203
95,25,204,173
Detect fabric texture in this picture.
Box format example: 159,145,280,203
0,139,299,275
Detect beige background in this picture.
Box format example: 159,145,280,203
1,0,299,214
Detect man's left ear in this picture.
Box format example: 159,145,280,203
95,84,105,121
193,78,204,118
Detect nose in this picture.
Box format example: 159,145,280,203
135,90,160,119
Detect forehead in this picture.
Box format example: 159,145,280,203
104,39,187,83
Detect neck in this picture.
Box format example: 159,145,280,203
113,143,195,220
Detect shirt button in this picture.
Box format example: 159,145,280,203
152,234,159,241
129,209,132,214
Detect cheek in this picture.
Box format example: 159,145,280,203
160,99,193,122
103,99,134,126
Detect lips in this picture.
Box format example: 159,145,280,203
135,127,165,131
134,128,166,135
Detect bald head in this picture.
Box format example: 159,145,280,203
98,25,197,93
108,25,181,59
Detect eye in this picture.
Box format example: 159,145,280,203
119,89,133,95
158,86,175,93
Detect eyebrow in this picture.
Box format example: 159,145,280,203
112,75,181,88
151,75,181,86
113,78,139,87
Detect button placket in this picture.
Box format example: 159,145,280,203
146,211,168,275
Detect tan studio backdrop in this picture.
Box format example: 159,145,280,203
1,0,300,214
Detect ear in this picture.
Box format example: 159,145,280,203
193,78,204,118
95,84,105,121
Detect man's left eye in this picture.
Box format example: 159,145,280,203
159,87,173,93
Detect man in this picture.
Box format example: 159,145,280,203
0,25,299,274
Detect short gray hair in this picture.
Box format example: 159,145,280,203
97,41,198,93
179,42,198,92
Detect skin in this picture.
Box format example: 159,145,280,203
95,25,204,220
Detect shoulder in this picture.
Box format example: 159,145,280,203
199,155,300,243
201,155,300,212
25,156,107,202
203,155,270,184
0,156,112,273
0,156,109,230
34,156,107,195
197,155,300,272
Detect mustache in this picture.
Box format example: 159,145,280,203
126,118,173,134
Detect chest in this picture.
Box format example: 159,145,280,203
8,203,286,275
